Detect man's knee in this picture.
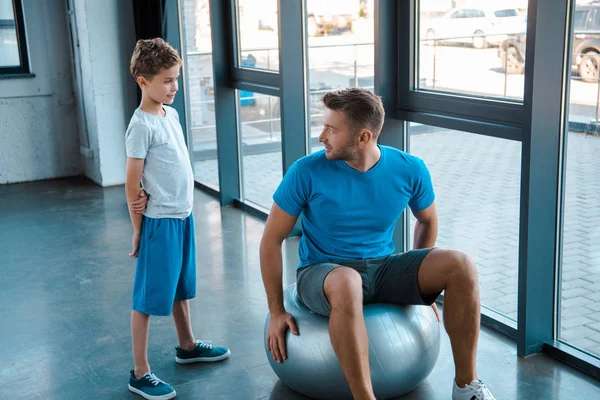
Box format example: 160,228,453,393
324,267,363,308
449,250,478,287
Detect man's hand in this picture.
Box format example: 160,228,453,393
267,312,299,363
129,189,148,214
431,303,441,322
129,231,141,258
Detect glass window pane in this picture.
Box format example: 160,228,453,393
408,123,521,323
238,91,282,209
237,0,279,71
181,0,219,189
558,2,600,359
418,0,528,100
0,0,19,67
306,0,374,153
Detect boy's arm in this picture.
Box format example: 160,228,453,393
125,157,145,233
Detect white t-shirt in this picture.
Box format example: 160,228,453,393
125,106,194,219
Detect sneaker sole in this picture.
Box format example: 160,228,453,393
128,385,176,400
175,349,231,364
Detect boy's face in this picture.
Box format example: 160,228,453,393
137,64,180,105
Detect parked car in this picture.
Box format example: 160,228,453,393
498,3,600,82
422,6,527,49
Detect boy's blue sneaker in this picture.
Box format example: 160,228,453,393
128,370,176,400
175,339,231,364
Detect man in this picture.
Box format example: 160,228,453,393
260,88,496,400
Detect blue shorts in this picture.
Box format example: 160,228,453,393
132,213,196,316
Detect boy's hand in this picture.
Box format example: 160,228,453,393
129,231,141,258
129,189,148,214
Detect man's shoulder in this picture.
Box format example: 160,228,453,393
292,150,329,176
293,150,328,170
381,145,425,167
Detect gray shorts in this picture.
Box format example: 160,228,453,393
296,249,439,316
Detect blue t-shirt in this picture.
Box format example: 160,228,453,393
273,145,435,268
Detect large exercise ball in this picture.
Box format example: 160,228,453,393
265,284,440,400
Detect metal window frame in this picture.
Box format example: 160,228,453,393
0,0,30,76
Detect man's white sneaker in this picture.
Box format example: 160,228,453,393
452,379,496,400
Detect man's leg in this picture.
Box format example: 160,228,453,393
417,249,480,387
172,300,196,351
324,267,376,400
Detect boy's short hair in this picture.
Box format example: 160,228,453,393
130,38,182,80
323,88,385,138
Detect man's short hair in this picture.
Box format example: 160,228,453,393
130,38,182,80
322,88,385,138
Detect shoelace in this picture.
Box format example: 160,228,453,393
467,381,494,399
197,339,213,350
146,373,164,387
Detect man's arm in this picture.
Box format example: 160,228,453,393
260,204,298,314
411,202,441,321
125,157,145,233
411,202,438,249
260,203,300,363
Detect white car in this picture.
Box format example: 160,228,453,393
422,7,527,49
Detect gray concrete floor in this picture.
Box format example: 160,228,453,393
1,178,599,399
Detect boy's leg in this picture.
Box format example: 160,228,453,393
128,216,179,399
173,213,231,364
131,310,151,378
172,299,196,351
173,213,197,349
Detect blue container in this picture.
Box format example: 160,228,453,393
240,55,256,106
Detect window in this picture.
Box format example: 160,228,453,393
418,0,528,100
408,123,521,324
495,9,518,18
237,91,282,210
306,0,374,153
557,1,600,359
591,9,600,30
236,0,279,71
180,0,219,189
0,0,28,74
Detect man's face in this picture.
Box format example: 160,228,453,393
139,65,180,105
318,108,357,160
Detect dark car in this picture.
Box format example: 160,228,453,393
498,3,600,82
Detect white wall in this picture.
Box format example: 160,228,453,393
0,0,81,184
72,0,138,186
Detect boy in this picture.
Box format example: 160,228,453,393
124,38,230,400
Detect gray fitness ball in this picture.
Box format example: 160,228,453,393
265,284,441,400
